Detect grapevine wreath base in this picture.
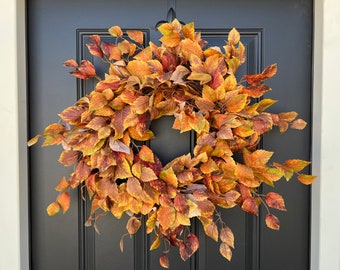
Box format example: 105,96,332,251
29,19,315,268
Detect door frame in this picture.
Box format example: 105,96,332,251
1,0,338,269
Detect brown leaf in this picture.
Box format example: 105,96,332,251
297,174,317,185
241,197,258,216
265,192,287,211
203,222,219,242
132,95,149,114
57,192,71,214
170,65,190,83
59,106,85,124
46,201,60,216
140,166,158,182
58,150,79,166
179,233,199,261
220,226,234,248
219,242,232,261
96,177,119,201
126,216,141,235
174,193,190,215
242,84,271,98
265,214,280,230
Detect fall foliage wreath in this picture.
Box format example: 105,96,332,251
29,19,316,268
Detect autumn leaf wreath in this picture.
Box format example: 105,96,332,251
29,19,315,267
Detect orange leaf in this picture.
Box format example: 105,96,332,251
59,106,84,124
70,60,96,80
290,118,307,130
224,74,237,91
126,216,141,235
139,145,155,163
55,177,69,192
242,84,271,98
180,38,203,61
46,201,60,216
160,31,181,48
159,254,170,269
243,149,273,168
127,30,144,44
96,177,119,201
200,158,219,174
108,25,123,37
297,174,316,185
159,167,178,188
157,206,176,230
57,192,71,214
179,233,199,261
244,64,277,85
63,59,78,68
285,159,311,173
27,134,42,146
235,164,260,188
226,93,248,113
219,242,232,261
265,192,287,211
278,111,298,122
140,166,158,182
127,177,143,198
127,60,152,79
265,214,280,230
86,117,107,131
89,92,108,111
220,226,234,248
132,95,149,114
182,22,195,40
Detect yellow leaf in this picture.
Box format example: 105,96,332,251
159,167,178,188
160,32,181,48
228,28,240,45
46,201,60,216
220,242,232,261
226,93,248,113
109,25,123,37
150,234,161,250
187,72,212,84
139,145,155,163
224,74,237,91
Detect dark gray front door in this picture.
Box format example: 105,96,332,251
28,1,313,269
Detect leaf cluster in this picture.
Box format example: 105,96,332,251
28,19,316,267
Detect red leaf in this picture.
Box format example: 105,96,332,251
86,43,103,58
174,193,189,215
265,214,280,230
265,192,287,211
159,254,170,269
179,233,199,261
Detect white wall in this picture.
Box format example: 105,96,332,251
0,0,339,269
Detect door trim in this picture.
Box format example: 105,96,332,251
2,0,339,269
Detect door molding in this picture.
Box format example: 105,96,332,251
2,0,339,269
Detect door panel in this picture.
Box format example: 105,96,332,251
28,1,312,270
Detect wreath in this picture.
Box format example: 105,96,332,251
29,19,315,268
